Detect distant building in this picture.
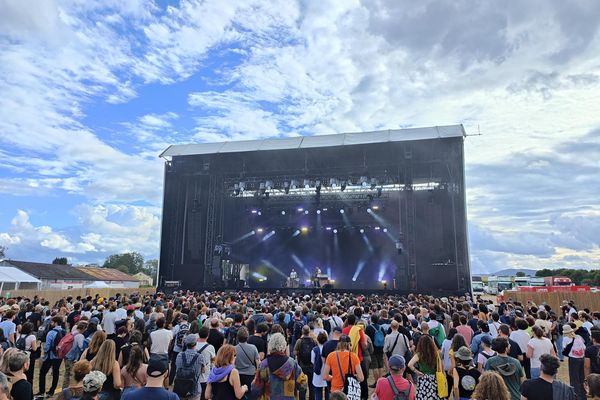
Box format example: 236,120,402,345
1,260,95,289
0,266,42,294
75,267,140,288
132,272,154,287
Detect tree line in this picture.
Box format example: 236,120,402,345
535,268,600,286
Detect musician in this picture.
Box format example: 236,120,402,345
313,267,322,288
290,268,298,280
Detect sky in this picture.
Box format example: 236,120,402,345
0,0,599,273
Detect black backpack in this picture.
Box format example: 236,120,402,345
173,353,200,397
313,346,323,374
15,335,27,351
298,337,314,365
292,321,304,344
323,319,331,335
175,323,190,349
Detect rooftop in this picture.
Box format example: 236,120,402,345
2,260,95,280
160,124,466,158
75,267,138,282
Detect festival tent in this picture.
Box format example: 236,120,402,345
0,266,42,293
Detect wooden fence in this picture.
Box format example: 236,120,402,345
502,290,600,311
2,287,156,303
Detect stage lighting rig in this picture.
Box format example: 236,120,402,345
370,178,378,190
303,179,311,189
360,176,368,187
329,178,338,188
265,180,273,191
283,181,290,194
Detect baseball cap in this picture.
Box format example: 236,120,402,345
127,305,135,311
183,334,198,346
147,356,169,377
481,335,492,346
332,326,342,333
388,355,406,370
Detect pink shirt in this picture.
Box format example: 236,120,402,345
375,375,415,400
457,325,474,345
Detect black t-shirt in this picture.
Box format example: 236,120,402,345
207,329,225,353
585,345,600,374
67,310,80,328
521,378,553,400
26,312,42,330
248,335,267,355
321,339,339,361
508,338,522,359
11,378,33,400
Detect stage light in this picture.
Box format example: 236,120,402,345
372,205,380,210
251,210,258,214
292,229,301,237
265,180,273,190
383,228,388,233
256,228,264,233
251,230,256,234
304,210,309,215
325,227,332,231
360,176,368,187
339,209,345,214
305,279,311,284
303,179,310,189
323,208,328,211
333,229,338,233
330,178,338,188
301,227,309,233
360,228,365,233
352,278,357,282
367,208,372,213
375,227,381,230
281,210,286,215
316,210,321,215
290,180,299,189
297,207,304,212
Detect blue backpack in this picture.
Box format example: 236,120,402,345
313,346,323,375
372,324,385,347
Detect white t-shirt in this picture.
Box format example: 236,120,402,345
562,335,586,359
102,311,118,334
150,329,173,355
195,341,216,383
510,330,530,353
488,321,501,338
528,337,554,368
16,334,36,351
583,321,594,335
477,349,497,368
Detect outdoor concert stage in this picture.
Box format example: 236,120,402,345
158,125,471,295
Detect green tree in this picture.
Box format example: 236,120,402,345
515,271,526,277
0,245,6,259
103,252,144,275
52,257,68,265
535,269,554,277
115,265,130,274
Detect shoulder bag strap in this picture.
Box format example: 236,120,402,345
238,344,253,364
387,375,400,396
335,351,345,381
390,332,400,353
198,344,209,355
347,349,353,375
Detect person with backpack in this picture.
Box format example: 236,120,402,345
365,314,386,388
383,321,411,372
15,322,38,384
174,334,204,400
288,311,305,353
451,347,480,400
63,321,89,388
484,338,524,400
311,332,328,400
562,323,586,400
37,316,65,397
476,336,496,372
294,325,317,400
196,326,216,400
226,314,244,347
374,354,415,400
427,312,446,349
170,315,190,385
56,360,92,400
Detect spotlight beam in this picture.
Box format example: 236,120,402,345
231,230,256,244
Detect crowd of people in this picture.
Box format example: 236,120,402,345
0,290,597,400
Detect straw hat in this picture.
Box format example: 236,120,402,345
562,324,575,337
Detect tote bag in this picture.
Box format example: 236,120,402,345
436,354,448,398
335,351,361,400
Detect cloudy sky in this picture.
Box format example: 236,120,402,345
0,0,599,273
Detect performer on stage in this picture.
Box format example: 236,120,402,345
313,266,322,288
288,268,299,288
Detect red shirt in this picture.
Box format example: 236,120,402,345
342,325,365,361
375,375,415,400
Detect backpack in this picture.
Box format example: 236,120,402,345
227,326,240,346
114,318,127,331
49,328,65,356
292,321,304,344
15,335,27,351
313,346,323,375
298,337,314,365
429,325,444,348
175,323,190,349
323,318,331,335
38,318,51,342
56,332,75,359
372,324,385,348
173,353,200,397
387,376,411,400
481,351,497,360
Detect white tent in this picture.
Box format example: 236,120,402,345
84,281,110,288
0,266,41,292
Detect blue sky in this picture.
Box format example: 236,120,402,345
0,0,599,272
